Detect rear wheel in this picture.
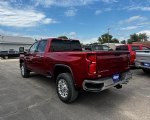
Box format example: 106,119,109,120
142,68,150,74
20,63,30,78
56,73,78,103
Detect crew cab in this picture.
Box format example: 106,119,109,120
135,50,150,74
116,44,150,66
19,38,132,103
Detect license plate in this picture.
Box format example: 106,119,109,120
112,74,120,82
143,63,150,67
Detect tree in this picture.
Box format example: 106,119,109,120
138,33,148,41
127,33,149,44
120,40,126,44
58,36,68,39
127,39,132,44
111,38,119,43
98,33,113,44
130,33,139,42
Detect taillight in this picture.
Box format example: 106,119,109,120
87,55,97,74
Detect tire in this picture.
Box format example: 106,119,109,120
142,68,150,74
56,73,79,103
20,62,30,78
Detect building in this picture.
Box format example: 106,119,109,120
0,35,35,52
103,43,123,50
133,41,150,47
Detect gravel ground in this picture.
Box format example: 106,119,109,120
0,60,150,120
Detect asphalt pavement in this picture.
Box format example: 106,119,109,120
0,60,150,120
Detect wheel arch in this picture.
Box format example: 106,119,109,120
53,64,75,83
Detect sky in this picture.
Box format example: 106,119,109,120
1,0,150,43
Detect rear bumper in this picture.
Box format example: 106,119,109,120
135,60,150,69
82,71,132,92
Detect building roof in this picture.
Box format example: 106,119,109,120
0,35,35,45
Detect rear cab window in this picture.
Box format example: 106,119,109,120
50,39,82,52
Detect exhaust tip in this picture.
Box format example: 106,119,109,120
115,84,122,89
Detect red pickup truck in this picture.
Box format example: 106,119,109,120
19,38,132,103
116,44,150,66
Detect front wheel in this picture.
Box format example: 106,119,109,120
20,63,30,78
56,73,79,103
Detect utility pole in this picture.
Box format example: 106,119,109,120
107,28,110,47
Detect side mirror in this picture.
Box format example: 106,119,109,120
19,47,24,53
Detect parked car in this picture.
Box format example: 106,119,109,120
19,38,132,103
135,50,150,74
0,50,19,59
82,44,113,51
116,44,150,66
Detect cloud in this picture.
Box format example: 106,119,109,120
80,37,98,44
119,16,147,24
104,8,112,11
121,26,139,31
65,8,77,17
43,18,58,24
0,29,20,36
95,10,102,15
0,1,58,27
118,16,150,31
33,0,99,7
33,0,117,7
126,6,150,11
101,0,118,3
68,32,77,36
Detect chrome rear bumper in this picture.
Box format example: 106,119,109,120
83,71,132,92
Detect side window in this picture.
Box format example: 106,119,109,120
37,40,47,52
122,46,128,51
142,46,150,50
116,46,128,51
132,46,140,51
116,46,121,51
29,42,38,53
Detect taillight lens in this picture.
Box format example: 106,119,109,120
87,55,97,74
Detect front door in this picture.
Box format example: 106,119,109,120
33,40,48,74
25,42,39,72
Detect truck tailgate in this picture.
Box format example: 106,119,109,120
96,52,129,77
136,50,150,61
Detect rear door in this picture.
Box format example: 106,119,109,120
96,51,129,77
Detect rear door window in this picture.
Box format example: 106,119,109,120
131,46,140,51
